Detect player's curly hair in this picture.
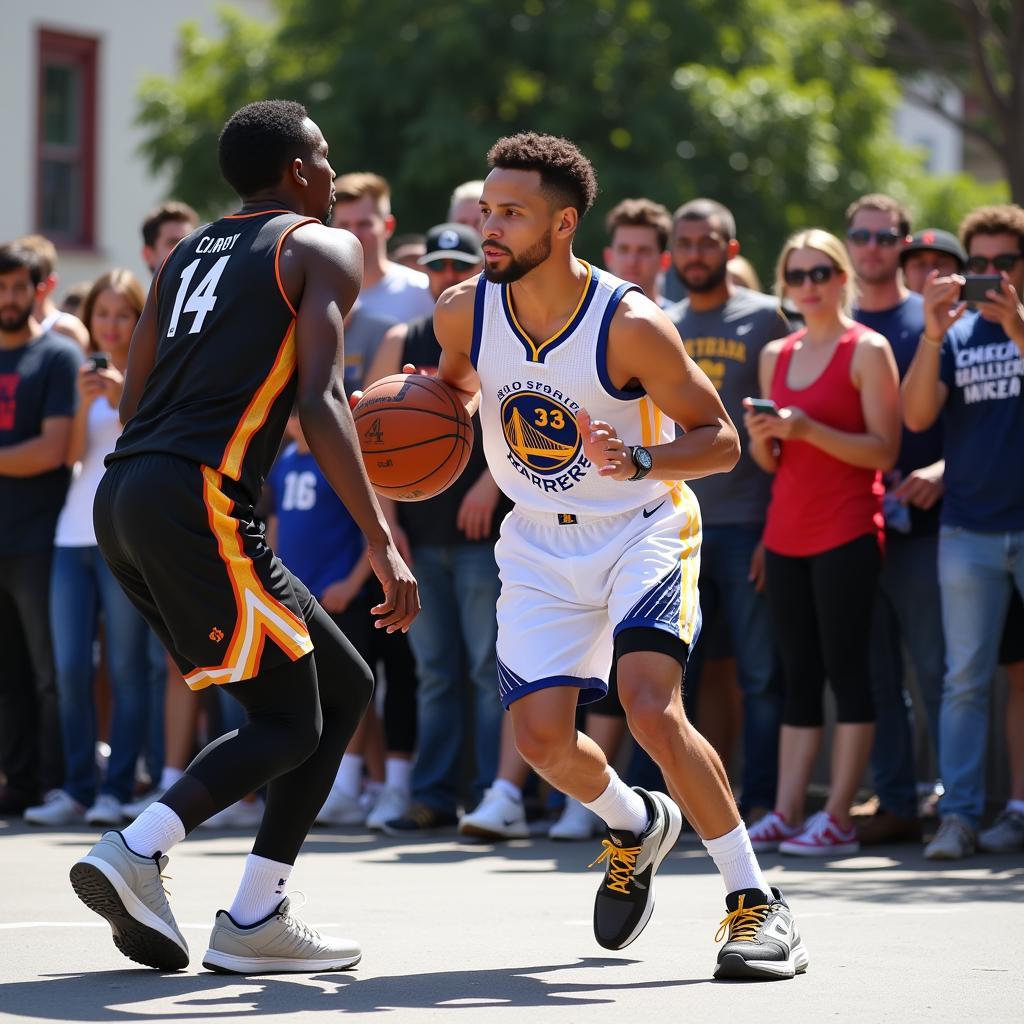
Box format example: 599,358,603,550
218,100,312,198
959,204,1024,254
487,133,598,219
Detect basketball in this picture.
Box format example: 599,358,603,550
353,373,474,501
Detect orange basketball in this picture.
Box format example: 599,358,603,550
353,373,473,501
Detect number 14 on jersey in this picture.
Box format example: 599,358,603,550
167,256,231,338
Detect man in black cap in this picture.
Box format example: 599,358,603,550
360,223,520,839
901,229,967,295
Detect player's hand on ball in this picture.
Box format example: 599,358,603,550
578,408,630,479
368,539,419,633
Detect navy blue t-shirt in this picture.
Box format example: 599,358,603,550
855,293,944,537
267,444,365,599
939,312,1024,531
0,332,82,555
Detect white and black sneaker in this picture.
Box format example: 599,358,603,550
590,788,682,950
714,886,808,981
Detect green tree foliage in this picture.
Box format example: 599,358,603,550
137,0,1005,278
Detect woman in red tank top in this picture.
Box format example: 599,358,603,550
741,228,901,857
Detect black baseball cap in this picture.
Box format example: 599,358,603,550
419,222,483,266
900,229,966,269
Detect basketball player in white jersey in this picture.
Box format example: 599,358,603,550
430,134,807,981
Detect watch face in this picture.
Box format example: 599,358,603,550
634,446,653,470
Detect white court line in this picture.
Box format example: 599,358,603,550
0,921,342,930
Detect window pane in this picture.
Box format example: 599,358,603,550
44,63,80,147
40,159,80,237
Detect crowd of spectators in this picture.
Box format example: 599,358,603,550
0,176,1021,863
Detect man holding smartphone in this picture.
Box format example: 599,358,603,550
845,194,946,847
903,203,1024,860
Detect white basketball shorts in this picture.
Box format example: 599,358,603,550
494,485,702,709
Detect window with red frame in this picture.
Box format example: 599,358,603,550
37,29,98,248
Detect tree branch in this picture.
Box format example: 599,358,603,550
900,82,1003,159
956,0,1010,122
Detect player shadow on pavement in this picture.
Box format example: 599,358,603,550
7,957,706,1020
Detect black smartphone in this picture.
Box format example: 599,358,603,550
89,353,109,371
960,274,1001,304
746,397,780,417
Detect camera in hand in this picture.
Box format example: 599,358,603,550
89,353,109,371
960,274,1001,304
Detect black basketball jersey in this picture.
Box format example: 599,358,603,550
110,209,317,505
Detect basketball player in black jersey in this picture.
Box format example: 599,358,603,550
70,100,417,975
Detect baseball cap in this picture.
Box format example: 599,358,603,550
900,229,966,269
419,222,483,266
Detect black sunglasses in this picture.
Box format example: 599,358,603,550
422,258,477,273
784,265,836,287
965,253,1022,274
847,229,902,247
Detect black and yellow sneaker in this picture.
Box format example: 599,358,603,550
590,788,682,950
713,886,808,980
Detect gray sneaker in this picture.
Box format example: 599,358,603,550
978,809,1024,854
203,896,360,974
924,814,976,860
69,831,188,970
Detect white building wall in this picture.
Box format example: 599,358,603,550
0,0,271,290
893,75,964,176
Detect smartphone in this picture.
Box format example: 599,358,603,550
89,353,109,371
960,274,1001,304
746,397,780,417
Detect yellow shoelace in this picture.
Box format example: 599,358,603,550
715,894,768,943
588,839,642,894
159,871,172,898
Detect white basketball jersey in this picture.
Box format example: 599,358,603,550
472,261,679,515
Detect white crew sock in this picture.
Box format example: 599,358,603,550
582,769,649,835
228,854,292,926
492,778,522,803
158,766,185,791
1006,799,1024,816
384,757,412,792
121,802,186,859
333,754,364,798
702,821,771,899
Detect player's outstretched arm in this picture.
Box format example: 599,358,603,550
586,294,740,481
288,223,418,632
433,279,482,415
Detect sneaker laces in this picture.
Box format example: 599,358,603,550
799,810,831,841
280,893,321,945
715,894,768,944
588,839,641,894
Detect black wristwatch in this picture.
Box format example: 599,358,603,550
628,445,653,481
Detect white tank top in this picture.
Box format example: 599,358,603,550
472,261,680,516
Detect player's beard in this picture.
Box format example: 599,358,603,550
323,193,336,227
681,258,728,293
483,231,552,284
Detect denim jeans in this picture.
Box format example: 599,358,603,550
50,545,151,805
685,523,782,812
406,543,502,814
868,533,945,818
144,629,168,783
937,526,1024,827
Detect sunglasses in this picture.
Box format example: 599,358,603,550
422,258,477,273
784,265,837,287
965,253,1022,274
847,229,903,247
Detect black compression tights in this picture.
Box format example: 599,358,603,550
161,599,374,864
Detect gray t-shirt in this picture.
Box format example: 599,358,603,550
358,263,434,324
342,305,398,392
669,288,790,526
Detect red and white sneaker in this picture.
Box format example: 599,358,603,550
747,811,802,852
778,811,859,856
